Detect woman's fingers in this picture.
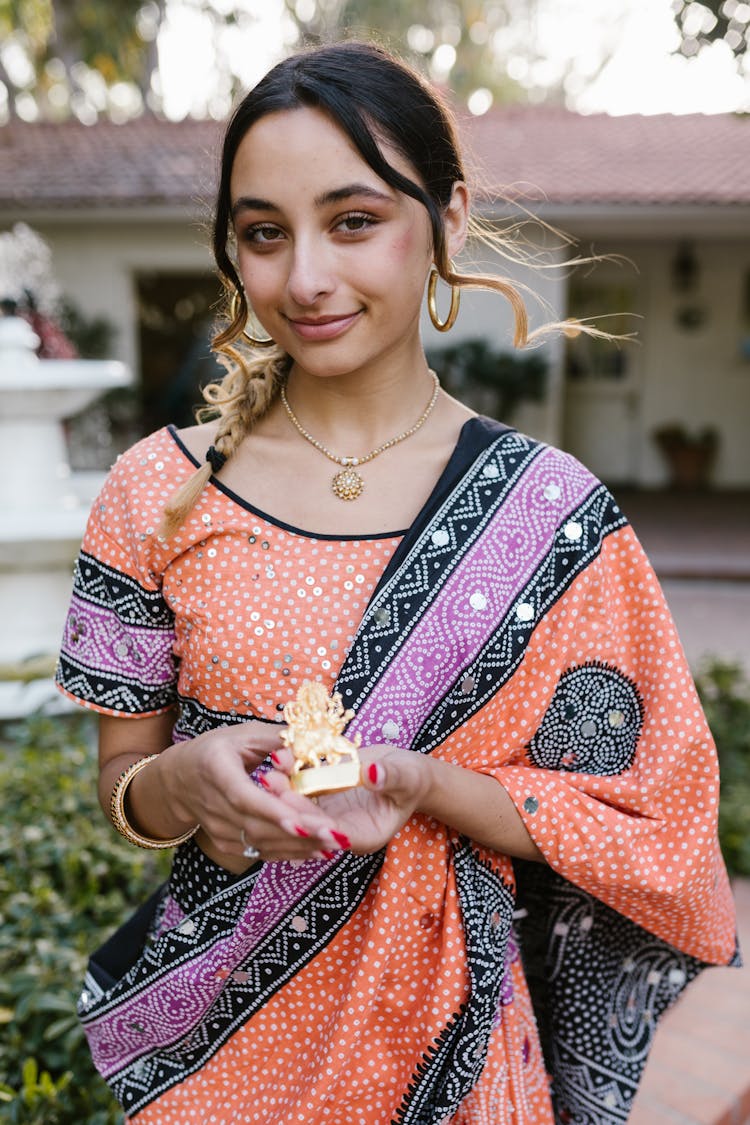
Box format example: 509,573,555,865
268,747,294,774
213,769,346,861
357,745,429,805
240,740,428,860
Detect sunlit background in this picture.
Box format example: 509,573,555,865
1,0,749,675
1,0,749,124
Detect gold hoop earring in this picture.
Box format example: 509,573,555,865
229,290,275,348
427,264,461,333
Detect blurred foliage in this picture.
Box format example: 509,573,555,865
58,298,116,359
695,660,750,878
4,0,746,123
672,0,750,64
427,336,547,421
0,0,161,118
285,0,750,97
0,659,746,1120
283,0,525,104
0,712,169,1123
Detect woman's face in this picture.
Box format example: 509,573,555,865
229,106,444,380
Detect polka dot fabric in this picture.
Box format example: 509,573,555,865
132,826,553,1125
58,428,553,1125
56,428,403,724
58,424,737,1125
478,529,736,966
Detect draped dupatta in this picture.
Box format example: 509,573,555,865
76,419,738,1124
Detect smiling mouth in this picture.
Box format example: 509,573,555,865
285,311,362,340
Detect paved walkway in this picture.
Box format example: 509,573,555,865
631,879,750,1125
617,490,750,672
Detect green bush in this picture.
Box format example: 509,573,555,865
427,337,548,421
0,713,169,1124
0,662,747,1122
695,659,750,878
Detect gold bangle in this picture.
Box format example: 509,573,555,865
110,754,199,850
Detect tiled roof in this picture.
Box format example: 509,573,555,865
0,118,223,211
0,108,748,212
460,106,750,206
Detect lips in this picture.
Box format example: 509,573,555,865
285,310,362,341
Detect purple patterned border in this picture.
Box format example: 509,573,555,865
85,858,330,1077
349,446,594,747
61,595,175,686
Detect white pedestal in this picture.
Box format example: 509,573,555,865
0,315,131,716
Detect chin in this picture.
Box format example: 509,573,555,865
287,344,382,380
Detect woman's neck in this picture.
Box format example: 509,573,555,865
283,358,438,453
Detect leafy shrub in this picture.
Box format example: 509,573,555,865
0,713,169,1123
695,659,750,878
427,337,547,421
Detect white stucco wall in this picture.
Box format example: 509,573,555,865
25,214,214,378
639,239,750,488
579,237,750,487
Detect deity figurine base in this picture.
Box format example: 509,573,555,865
290,758,361,798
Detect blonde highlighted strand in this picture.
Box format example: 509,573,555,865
435,210,637,351
160,284,289,540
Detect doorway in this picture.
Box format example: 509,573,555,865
136,272,225,436
561,274,641,485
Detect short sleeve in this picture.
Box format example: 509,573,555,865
55,440,178,717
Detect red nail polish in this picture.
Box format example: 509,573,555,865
368,763,379,784
322,850,336,860
294,825,310,838
270,751,281,766
331,830,351,849
256,774,271,790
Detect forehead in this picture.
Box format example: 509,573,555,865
229,106,415,202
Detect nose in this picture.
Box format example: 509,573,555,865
286,237,335,308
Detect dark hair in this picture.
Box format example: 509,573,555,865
212,41,464,302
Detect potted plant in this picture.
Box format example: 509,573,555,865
652,423,719,490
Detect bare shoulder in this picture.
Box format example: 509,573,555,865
174,420,220,463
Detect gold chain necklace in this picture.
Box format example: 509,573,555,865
280,370,440,501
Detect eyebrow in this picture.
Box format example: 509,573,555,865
231,183,394,219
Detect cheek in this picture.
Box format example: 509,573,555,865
381,226,432,288
238,256,281,307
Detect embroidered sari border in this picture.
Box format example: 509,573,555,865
394,844,516,1123
347,444,600,752
416,484,626,752
83,849,382,1098
337,430,544,715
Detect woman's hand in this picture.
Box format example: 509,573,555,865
101,716,349,872
159,723,351,866
266,744,432,856
265,742,544,864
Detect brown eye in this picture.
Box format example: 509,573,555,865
247,225,283,244
337,213,375,234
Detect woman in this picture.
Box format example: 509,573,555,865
56,41,737,1125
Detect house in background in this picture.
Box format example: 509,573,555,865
1,108,749,488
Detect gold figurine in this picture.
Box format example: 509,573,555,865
281,680,362,797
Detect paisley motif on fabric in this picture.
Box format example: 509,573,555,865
56,551,177,714
527,662,644,776
514,861,704,1125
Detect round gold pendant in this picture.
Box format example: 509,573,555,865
332,467,364,500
